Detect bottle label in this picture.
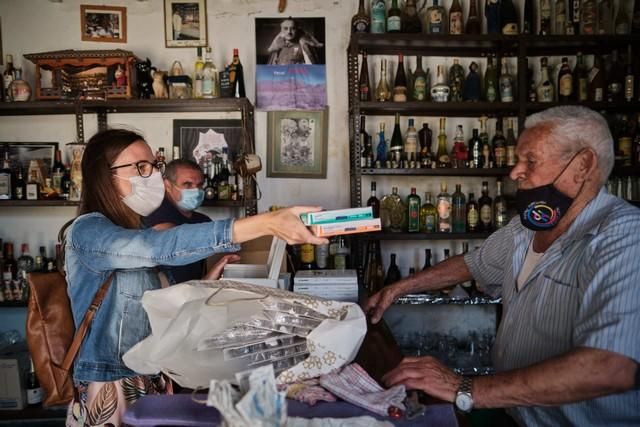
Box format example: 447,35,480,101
594,88,603,102
450,12,463,34
202,79,213,96
486,82,497,102
467,208,479,229
480,205,492,225
0,175,10,198
300,244,314,263
494,146,506,167
333,254,346,270
506,146,516,166
538,85,553,102
624,77,634,101
578,79,588,101
27,387,44,405
437,200,451,219
315,244,329,269
500,79,513,102
495,203,507,228
387,16,401,31
429,11,444,33
559,74,573,96
413,76,426,100
353,18,369,33
424,214,436,232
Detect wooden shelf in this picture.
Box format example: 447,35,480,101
358,231,492,240
360,167,512,176
0,301,28,307
520,34,640,56
358,101,518,116
525,101,640,113
0,98,252,116
0,405,67,420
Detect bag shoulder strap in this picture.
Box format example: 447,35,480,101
61,272,115,371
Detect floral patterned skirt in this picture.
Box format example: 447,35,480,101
66,374,173,427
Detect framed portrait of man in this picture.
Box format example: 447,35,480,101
164,0,208,48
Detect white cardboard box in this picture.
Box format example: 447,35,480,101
0,355,28,410
222,237,288,289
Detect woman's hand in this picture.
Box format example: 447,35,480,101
364,284,401,324
203,254,241,280
266,206,329,245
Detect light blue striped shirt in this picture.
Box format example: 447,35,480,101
465,188,640,426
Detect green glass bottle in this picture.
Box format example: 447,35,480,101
407,187,421,232
420,191,438,232
484,56,498,102
452,183,466,233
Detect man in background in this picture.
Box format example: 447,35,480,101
267,18,323,65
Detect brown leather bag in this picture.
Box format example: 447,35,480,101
26,271,114,407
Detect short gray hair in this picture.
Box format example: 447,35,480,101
163,159,203,183
524,106,614,183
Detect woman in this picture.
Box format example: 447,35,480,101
64,128,326,426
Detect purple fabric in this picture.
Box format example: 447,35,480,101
122,393,458,427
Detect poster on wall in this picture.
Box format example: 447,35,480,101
255,17,327,111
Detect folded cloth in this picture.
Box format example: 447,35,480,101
319,363,406,417
288,416,393,427
287,379,337,406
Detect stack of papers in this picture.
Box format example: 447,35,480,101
293,270,359,303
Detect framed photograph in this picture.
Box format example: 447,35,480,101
255,17,326,65
80,5,127,43
2,142,58,173
164,0,207,48
173,120,244,165
267,109,328,179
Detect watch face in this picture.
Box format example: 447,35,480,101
455,392,473,412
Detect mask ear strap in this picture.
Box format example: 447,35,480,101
552,149,586,185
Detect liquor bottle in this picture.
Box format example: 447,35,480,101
60,167,71,200
431,65,450,102
447,126,465,170
500,0,519,33
420,192,438,232
581,0,598,33
387,0,402,32
359,51,372,101
364,240,385,294
537,57,554,102
393,54,408,102
376,122,388,166
557,57,574,102
527,58,537,102
436,117,451,167
315,242,329,269
4,242,16,280
26,170,40,201
555,0,567,34
422,248,432,270
633,114,640,165
452,184,466,233
479,116,492,168
540,0,552,34
352,0,371,33
506,119,517,167
407,187,422,232
618,115,633,166
633,0,640,32
3,55,15,102
13,168,26,200
390,114,404,163
412,56,427,101
402,0,423,32
38,246,49,273
463,62,482,101
437,181,452,232
0,150,12,200
26,358,43,407
569,0,581,34
217,151,231,201
449,0,464,34
494,179,508,229
230,49,246,98
193,47,204,99
574,52,589,102
380,187,407,232
299,243,316,270
615,0,631,34
523,0,535,33
466,0,482,33
384,253,402,286
484,56,498,102
449,59,465,102
17,244,34,277
466,192,480,231
360,116,371,167
367,181,381,218
589,55,605,101
371,0,387,33
598,0,614,33
404,118,418,158
624,45,635,102
607,50,624,102
493,120,507,168
499,58,515,103
478,181,493,231
202,47,219,98
419,123,433,168
426,0,447,33
485,0,501,33
468,128,482,168
51,149,64,194
375,59,391,102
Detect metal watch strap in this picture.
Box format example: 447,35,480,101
459,376,473,394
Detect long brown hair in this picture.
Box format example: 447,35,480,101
78,128,146,229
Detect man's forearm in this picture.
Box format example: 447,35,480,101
395,254,473,295
473,347,637,408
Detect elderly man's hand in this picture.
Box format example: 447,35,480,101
382,356,462,403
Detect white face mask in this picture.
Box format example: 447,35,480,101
116,171,165,216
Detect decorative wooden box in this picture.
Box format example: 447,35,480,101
24,49,139,100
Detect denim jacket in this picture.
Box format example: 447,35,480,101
65,212,239,382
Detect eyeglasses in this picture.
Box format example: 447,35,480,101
110,160,166,178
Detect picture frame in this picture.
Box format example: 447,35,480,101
2,142,58,173
267,109,328,179
80,5,127,43
164,0,208,48
173,120,245,165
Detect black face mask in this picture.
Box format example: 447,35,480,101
516,151,584,231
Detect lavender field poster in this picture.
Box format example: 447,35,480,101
255,17,327,111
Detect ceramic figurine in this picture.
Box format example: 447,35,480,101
152,70,169,99
135,58,154,99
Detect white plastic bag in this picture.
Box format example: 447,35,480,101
123,280,367,388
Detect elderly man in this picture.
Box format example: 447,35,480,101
366,106,639,426
145,159,238,283
267,18,323,65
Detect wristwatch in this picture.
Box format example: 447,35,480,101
455,376,474,413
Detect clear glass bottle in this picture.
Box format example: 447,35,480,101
407,187,422,232
193,47,204,99
436,117,452,167
536,57,554,102
554,0,567,34
499,58,515,102
420,192,438,232
202,47,219,98
371,0,387,33
431,64,450,102
380,187,407,232
436,181,452,233
375,59,391,102
540,0,552,34
494,179,508,229
449,0,464,34
404,118,418,159
452,183,466,233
